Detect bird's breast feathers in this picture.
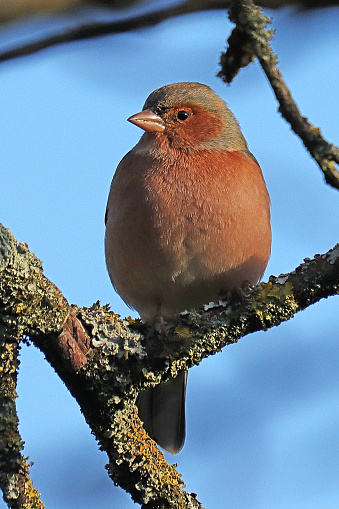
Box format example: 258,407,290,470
105,147,270,316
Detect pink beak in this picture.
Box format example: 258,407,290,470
128,109,165,133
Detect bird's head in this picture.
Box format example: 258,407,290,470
128,82,248,152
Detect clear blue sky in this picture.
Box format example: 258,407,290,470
1,4,339,508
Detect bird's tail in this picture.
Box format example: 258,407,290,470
136,370,187,455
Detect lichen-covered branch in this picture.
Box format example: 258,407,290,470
0,226,59,508
1,222,339,507
0,224,203,508
218,0,339,190
0,337,44,509
0,226,45,509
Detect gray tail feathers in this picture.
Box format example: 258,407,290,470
136,370,187,455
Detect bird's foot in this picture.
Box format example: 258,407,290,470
219,280,253,306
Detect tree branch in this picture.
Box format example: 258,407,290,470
0,0,338,26
0,223,204,508
0,0,230,65
0,339,45,509
2,0,337,66
218,0,339,190
1,222,338,505
0,230,44,508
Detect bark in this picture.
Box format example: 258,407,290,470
0,222,338,506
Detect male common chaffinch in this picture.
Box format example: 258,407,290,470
105,82,271,454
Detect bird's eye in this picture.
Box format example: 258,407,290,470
177,110,191,121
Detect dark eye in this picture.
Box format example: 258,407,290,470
177,110,191,121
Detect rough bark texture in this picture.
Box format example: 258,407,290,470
0,222,338,506
0,232,45,508
0,338,45,509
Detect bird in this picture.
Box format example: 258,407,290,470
105,82,271,454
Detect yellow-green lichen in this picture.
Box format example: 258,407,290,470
106,403,186,506
309,124,322,135
252,281,298,325
23,478,45,509
174,326,193,339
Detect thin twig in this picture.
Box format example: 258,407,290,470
218,0,339,189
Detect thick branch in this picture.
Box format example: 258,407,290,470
0,228,44,508
218,0,339,190
0,338,45,509
1,222,339,507
0,224,203,508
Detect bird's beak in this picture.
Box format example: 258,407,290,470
127,109,165,133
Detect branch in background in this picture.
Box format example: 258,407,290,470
0,0,228,65
1,222,339,505
218,0,339,190
1,0,339,65
0,0,338,25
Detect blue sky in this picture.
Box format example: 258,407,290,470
1,4,339,508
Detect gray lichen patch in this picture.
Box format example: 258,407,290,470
74,304,145,359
